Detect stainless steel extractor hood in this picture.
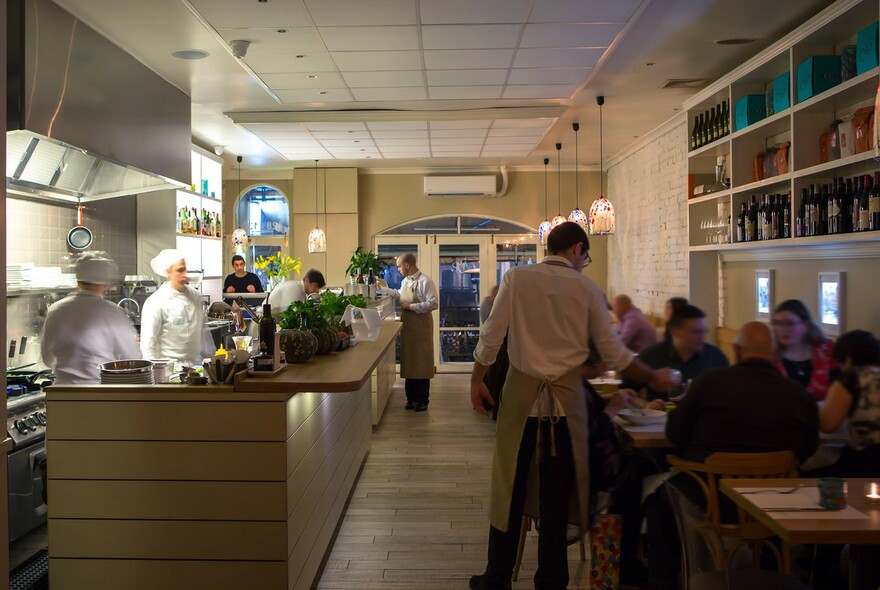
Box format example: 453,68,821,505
6,0,191,203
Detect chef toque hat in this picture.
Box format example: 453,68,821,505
150,249,185,276
75,251,118,285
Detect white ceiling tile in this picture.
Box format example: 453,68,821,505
305,122,367,131
429,86,502,99
261,72,345,90
503,84,579,99
508,67,590,85
311,131,373,140
481,143,537,151
426,69,507,86
491,118,555,129
421,25,521,50
371,130,428,139
264,139,323,148
520,23,623,48
420,0,530,24
374,140,430,147
275,88,352,103
433,151,481,158
241,123,310,133
328,148,381,155
429,129,488,138
319,139,375,147
382,152,431,158
352,87,427,101
430,120,492,130
331,51,423,71
189,0,312,28
276,148,330,155
424,49,513,70
305,0,417,26
488,127,547,137
319,26,419,52
513,48,605,68
484,135,543,144
217,28,324,54
481,152,531,158
431,137,484,146
342,71,424,88
367,121,428,131
247,52,334,74
528,0,642,24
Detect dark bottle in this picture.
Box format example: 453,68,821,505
810,184,820,236
259,303,276,357
715,104,723,140
829,179,839,235
783,193,791,238
252,341,274,371
702,110,711,146
859,174,872,231
723,101,730,136
844,177,855,233
747,196,758,241
736,202,746,242
819,184,829,236
691,115,700,150
852,176,864,232
771,195,780,239
796,188,807,237
708,107,717,143
871,171,880,230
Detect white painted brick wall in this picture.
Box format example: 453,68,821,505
607,119,689,318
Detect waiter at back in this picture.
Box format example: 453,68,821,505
383,253,438,412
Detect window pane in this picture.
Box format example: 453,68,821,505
438,244,480,329
440,329,480,363
495,242,537,285
236,186,289,236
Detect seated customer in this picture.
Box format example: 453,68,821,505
223,255,264,297
662,296,688,342
612,294,657,353
772,299,837,400
621,304,728,401
646,322,819,590
267,269,325,313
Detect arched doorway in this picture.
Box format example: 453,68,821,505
375,215,539,372
235,185,290,284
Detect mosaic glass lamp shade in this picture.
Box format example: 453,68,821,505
307,226,326,253
588,197,615,236
538,220,552,245
568,208,588,228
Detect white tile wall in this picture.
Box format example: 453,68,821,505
606,120,689,318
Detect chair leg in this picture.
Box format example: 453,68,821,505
579,538,587,562
512,516,530,582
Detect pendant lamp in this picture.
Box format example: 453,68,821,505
589,96,616,236
538,157,552,245
551,143,566,227
231,155,249,254
568,122,587,228
307,160,326,253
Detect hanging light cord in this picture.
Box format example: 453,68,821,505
314,160,319,227
323,168,328,255
574,124,579,209
556,143,562,215
544,158,549,218
598,96,605,198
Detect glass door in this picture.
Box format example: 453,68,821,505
435,237,488,371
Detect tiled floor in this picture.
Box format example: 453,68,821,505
9,522,47,572
315,373,592,589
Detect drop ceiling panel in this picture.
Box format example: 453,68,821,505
261,72,345,89
264,139,324,148
429,129,488,138
503,84,579,99
251,131,314,140
311,131,373,139
508,67,590,85
426,69,507,86
430,120,492,129
217,28,324,54
429,86,502,100
367,121,427,131
430,137,485,146
352,87,428,101
304,0,417,26
423,49,513,70
491,118,554,128
482,143,537,151
371,130,429,139
276,88,352,102
482,150,532,156
319,26,420,51
319,139,375,147
421,25,521,50
433,151,481,157
341,70,424,88
188,0,312,28
247,52,335,74
331,50,423,71
419,0,530,24
304,122,367,131
528,0,642,24
241,123,310,133
513,48,605,68
374,139,430,147
520,23,624,48
488,127,547,137
382,152,431,159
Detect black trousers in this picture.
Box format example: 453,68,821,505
404,378,430,404
484,418,575,590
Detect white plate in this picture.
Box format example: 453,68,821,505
618,408,666,425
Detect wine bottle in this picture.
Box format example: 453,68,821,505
736,203,746,242
252,341,274,372
819,184,829,236
702,110,711,146
747,196,758,241
723,100,730,136
259,303,276,357
860,174,872,231
691,115,700,150
783,193,791,238
796,189,807,237
844,177,854,233
871,171,880,230
852,176,863,232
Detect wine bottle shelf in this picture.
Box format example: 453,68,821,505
688,137,730,159
177,233,222,241
689,189,733,205
732,173,793,195
792,151,878,180
689,229,880,252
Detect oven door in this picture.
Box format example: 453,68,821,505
8,442,47,542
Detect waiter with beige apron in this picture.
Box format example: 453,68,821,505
383,253,439,412
469,223,679,590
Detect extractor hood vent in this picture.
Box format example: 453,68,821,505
6,0,190,202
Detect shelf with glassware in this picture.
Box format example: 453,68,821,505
686,0,880,251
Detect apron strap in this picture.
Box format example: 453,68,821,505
534,378,563,461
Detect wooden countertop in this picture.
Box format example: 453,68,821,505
48,321,401,402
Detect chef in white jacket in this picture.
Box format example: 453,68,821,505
140,249,211,368
41,251,141,384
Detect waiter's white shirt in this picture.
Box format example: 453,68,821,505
140,282,209,365
384,271,439,313
266,279,306,312
475,256,634,381
41,290,141,384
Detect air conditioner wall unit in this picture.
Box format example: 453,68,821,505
423,175,498,198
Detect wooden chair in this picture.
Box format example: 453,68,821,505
666,450,799,570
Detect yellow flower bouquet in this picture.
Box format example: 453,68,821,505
254,253,302,290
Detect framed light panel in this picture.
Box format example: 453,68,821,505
817,272,845,337
755,269,774,321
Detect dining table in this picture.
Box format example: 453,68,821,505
720,477,880,573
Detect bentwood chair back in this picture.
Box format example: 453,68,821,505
666,450,799,569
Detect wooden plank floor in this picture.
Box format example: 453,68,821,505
315,373,592,589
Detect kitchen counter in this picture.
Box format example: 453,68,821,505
45,320,400,590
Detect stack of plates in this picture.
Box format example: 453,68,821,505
98,359,155,385
6,263,32,289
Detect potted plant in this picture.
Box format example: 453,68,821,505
254,253,302,292
345,247,385,284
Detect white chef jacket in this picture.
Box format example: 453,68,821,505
475,256,634,381
140,282,210,366
384,271,439,314
267,279,306,312
40,290,141,384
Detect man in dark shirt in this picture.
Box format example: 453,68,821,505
621,304,729,401
223,255,264,296
646,322,819,589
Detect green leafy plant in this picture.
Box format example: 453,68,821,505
278,300,328,331
345,247,385,278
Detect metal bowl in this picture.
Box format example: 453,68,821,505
98,359,155,374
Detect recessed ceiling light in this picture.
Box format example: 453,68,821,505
353,140,360,143
257,0,269,3
714,38,756,45
308,75,318,79
172,50,209,60
318,91,328,95
347,130,355,134
277,29,287,33
646,62,656,66
296,55,305,59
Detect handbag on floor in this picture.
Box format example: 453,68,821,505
590,513,621,590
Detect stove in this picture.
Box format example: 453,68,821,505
7,391,46,449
